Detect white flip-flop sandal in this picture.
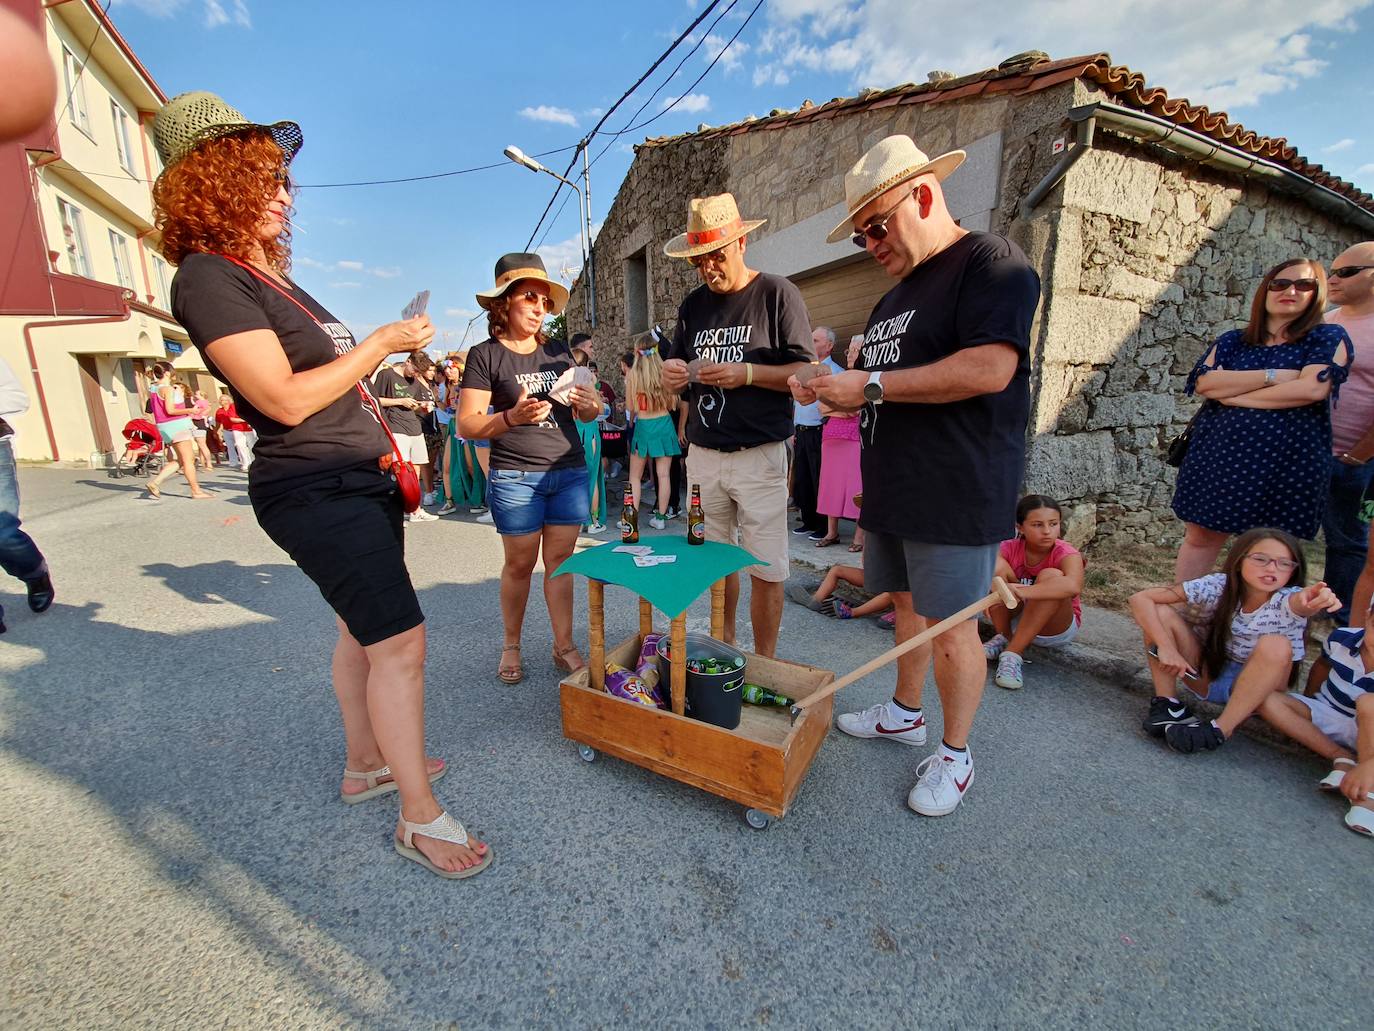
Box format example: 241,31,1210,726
1318,758,1356,793
1344,800,1374,837
395,810,493,879
340,760,446,805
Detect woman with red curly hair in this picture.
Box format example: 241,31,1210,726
150,92,491,880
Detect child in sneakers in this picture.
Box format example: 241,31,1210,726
1129,527,1340,751
785,564,893,622
983,495,1084,690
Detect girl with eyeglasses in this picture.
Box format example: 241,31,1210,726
1171,258,1352,582
1131,527,1339,752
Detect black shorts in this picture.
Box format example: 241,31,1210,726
252,463,423,646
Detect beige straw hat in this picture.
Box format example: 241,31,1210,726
475,252,569,315
825,135,965,244
152,91,302,169
663,193,766,259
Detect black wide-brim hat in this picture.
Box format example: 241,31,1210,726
475,252,569,314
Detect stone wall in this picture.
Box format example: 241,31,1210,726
1024,130,1364,548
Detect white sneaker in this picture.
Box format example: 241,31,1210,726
1320,758,1356,792
994,651,1023,690
835,702,927,745
436,501,456,515
649,513,667,530
476,510,495,524
983,633,1008,660
407,510,438,523
470,506,488,515
586,522,605,534
422,492,435,506
907,752,974,816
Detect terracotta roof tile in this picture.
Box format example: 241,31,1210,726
639,53,1372,216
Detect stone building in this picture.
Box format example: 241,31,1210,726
564,52,1374,547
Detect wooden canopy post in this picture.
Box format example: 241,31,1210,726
709,579,725,640
669,613,687,716
639,597,654,640
588,579,606,691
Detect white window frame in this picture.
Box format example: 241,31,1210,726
111,101,135,173
62,46,91,136
108,229,134,290
152,255,172,310
57,198,92,279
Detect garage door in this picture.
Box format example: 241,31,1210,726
791,257,893,367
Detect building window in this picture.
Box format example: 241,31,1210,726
108,230,134,290
56,198,92,278
152,255,172,309
624,246,649,334
62,46,90,135
111,102,135,173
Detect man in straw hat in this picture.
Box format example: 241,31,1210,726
791,135,1041,816
661,193,816,657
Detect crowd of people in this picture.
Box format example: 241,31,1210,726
111,86,1372,881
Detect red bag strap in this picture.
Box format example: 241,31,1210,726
213,253,405,460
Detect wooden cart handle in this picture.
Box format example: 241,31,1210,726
790,576,1019,723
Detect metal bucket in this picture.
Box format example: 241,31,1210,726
655,632,746,730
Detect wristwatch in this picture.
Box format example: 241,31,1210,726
863,371,885,404
1264,368,1277,385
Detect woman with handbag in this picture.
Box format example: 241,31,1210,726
458,253,602,684
151,91,490,879
1171,258,1352,582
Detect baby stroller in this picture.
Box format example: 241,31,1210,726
112,418,165,477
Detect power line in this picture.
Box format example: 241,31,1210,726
522,0,725,250
45,0,113,152
298,145,579,189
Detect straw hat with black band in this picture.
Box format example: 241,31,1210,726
475,253,569,315
663,193,766,259
825,135,966,244
152,90,303,169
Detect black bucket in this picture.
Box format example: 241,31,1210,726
655,632,746,730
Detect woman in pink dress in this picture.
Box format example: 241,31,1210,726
815,336,865,550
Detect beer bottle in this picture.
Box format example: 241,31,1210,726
742,683,794,707
687,483,705,545
619,484,639,543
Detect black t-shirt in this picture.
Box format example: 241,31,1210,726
855,232,1041,545
668,272,814,450
170,253,390,495
461,337,583,471
371,366,431,437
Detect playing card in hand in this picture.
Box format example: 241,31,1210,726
548,365,596,406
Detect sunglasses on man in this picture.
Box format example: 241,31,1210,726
687,243,735,268
851,188,917,249
1331,265,1374,279
1266,278,1318,293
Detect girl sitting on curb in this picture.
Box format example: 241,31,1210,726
984,495,1085,690
1130,526,1339,751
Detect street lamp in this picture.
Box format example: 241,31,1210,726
504,144,597,328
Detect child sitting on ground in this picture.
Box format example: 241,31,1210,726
984,495,1085,690
786,564,893,624
1129,526,1339,752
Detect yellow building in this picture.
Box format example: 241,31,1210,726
0,0,213,464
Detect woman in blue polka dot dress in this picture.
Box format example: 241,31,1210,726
1172,258,1352,582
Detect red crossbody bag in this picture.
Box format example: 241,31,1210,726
214,254,423,512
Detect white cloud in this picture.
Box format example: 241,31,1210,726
369,266,402,279
335,260,364,271
756,0,1373,111
663,93,711,114
203,0,251,28
113,0,250,24
520,105,579,127
535,222,604,284
295,256,326,269
329,281,361,289
1323,138,1356,152
705,33,750,71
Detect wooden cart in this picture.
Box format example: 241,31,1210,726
553,538,835,828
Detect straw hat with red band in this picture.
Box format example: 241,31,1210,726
663,193,766,259
475,252,569,314
825,135,966,244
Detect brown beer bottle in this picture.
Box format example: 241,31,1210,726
620,484,639,543
687,483,705,545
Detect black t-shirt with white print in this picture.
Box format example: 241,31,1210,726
170,252,390,496
668,272,815,450
371,365,430,437
460,337,583,471
855,232,1041,546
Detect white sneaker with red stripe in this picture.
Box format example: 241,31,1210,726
835,702,928,746
907,752,974,816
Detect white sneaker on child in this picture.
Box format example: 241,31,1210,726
983,633,1008,660
835,702,927,746
1319,758,1356,792
994,651,1024,690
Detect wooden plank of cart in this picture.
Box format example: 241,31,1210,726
551,537,835,829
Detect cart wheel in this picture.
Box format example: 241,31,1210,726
743,808,772,830
577,744,597,763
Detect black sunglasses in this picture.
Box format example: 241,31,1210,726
1331,265,1374,279
851,189,916,249
1266,277,1318,293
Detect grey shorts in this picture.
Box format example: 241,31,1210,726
863,532,999,620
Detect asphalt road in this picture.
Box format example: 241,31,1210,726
1,466,1371,1030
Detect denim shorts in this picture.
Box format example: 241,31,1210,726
488,464,589,536
1186,659,1243,704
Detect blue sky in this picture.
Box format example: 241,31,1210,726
108,0,1374,348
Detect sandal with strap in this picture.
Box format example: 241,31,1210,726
340,759,447,805
498,643,523,684
552,644,586,674
395,810,493,879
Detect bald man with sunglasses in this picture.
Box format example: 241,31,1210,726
1323,242,1374,624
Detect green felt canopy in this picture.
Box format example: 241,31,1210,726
551,537,761,618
